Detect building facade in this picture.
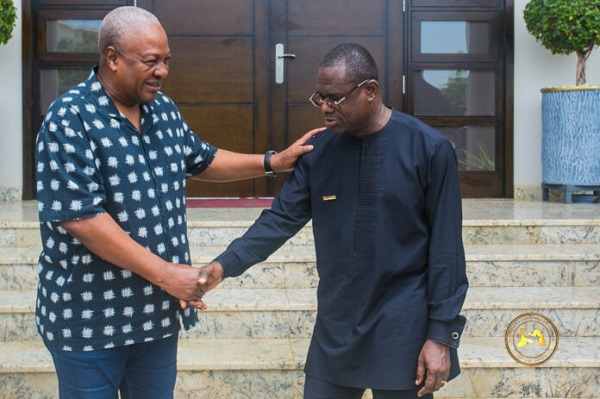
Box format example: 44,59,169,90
1,0,599,201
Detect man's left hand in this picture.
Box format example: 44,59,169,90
415,339,450,397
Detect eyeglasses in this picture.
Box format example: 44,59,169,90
309,79,371,109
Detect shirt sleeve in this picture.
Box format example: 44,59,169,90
35,104,107,223
177,108,217,176
424,138,469,348
215,156,312,278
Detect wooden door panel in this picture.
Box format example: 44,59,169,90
162,37,253,104
288,0,386,36
179,104,256,197
287,105,325,143
186,177,255,198
178,105,254,152
286,37,387,103
460,173,503,197
152,0,253,36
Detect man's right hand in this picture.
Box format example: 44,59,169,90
182,262,224,309
197,262,224,291
159,262,209,303
60,213,210,308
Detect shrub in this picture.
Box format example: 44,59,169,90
0,0,17,45
523,0,600,85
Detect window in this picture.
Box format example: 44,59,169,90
407,1,509,197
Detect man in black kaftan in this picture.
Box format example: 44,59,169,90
196,43,468,399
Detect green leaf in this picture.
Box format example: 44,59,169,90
0,0,18,45
523,0,600,84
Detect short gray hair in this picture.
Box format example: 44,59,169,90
98,6,161,53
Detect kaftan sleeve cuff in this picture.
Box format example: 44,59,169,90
427,315,466,348
213,251,245,279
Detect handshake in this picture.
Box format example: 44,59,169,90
161,261,224,310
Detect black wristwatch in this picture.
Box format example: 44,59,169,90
264,150,277,177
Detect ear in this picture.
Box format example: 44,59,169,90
364,80,380,101
104,46,120,72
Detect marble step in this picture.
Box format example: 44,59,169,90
2,287,598,342
2,199,600,246
0,336,597,398
2,214,600,249
181,211,600,246
1,243,599,291
187,286,600,340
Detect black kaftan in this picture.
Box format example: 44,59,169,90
215,109,468,390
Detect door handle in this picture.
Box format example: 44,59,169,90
275,43,296,84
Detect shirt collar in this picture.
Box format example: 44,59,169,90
85,66,159,128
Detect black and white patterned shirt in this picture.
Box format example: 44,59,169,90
35,67,217,351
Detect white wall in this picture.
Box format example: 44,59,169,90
514,0,600,198
0,0,599,200
0,0,22,200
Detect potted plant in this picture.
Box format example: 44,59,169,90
523,0,600,203
0,0,17,45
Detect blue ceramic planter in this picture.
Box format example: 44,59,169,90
541,87,600,186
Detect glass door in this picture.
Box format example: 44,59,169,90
406,1,511,197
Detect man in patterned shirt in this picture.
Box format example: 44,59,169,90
35,6,320,399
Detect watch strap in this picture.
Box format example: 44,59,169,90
264,150,277,177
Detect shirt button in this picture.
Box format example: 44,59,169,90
452,332,460,340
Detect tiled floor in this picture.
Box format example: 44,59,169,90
1,198,599,224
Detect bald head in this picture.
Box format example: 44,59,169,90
96,7,170,110
98,6,162,55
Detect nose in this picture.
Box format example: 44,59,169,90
154,61,169,79
320,101,335,113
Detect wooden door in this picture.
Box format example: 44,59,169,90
137,0,270,197
273,0,512,198
137,0,403,197
24,0,512,199
268,0,405,194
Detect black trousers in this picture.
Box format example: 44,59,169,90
304,375,434,399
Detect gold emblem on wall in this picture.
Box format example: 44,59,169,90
505,312,559,366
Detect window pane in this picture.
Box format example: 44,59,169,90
413,0,499,6
46,20,101,53
438,126,496,172
414,70,495,116
38,0,125,5
421,21,489,54
40,69,91,112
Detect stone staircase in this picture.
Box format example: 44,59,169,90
0,200,598,398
